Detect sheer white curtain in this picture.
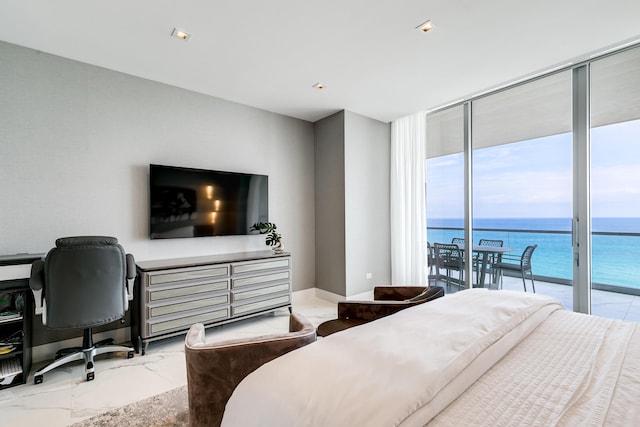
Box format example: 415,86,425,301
390,112,427,285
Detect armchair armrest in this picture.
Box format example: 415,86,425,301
373,286,427,301
185,313,316,427
339,286,444,322
29,259,45,316
338,300,420,322
317,286,444,337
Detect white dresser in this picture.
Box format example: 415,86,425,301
133,251,292,354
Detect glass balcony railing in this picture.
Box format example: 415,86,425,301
427,225,640,296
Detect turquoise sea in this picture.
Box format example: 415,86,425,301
427,217,640,290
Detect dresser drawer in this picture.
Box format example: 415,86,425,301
232,282,290,302
149,279,229,301
231,258,290,275
148,308,229,335
148,265,229,285
232,271,290,289
232,294,291,316
149,294,229,318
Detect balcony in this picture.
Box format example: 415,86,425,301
433,274,640,323
428,224,640,322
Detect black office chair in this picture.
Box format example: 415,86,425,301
29,236,136,383
495,244,538,293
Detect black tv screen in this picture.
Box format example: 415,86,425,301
149,164,268,239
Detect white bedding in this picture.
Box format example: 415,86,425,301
221,289,639,426
429,310,639,426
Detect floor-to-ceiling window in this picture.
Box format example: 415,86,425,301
589,45,640,321
425,105,465,286
471,71,573,308
426,42,640,320
426,106,465,239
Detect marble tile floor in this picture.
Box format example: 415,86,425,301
0,290,337,427
3,281,638,426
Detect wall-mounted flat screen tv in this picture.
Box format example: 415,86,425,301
149,164,268,239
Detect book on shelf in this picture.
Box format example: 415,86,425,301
0,345,16,355
0,311,22,322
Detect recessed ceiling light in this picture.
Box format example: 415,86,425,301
416,20,434,33
312,83,325,90
171,28,191,41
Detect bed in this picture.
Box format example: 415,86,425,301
221,289,640,426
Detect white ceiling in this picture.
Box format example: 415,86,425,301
1,0,640,123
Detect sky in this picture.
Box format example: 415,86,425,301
426,119,640,219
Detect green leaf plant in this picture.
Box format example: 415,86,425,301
250,222,282,247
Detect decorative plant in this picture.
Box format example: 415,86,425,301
250,222,282,248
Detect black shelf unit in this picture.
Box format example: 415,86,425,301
0,279,32,389
0,254,40,390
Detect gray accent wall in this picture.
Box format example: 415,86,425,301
313,111,346,296
0,41,315,291
314,111,391,297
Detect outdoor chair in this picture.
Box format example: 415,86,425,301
476,239,504,285
427,242,437,280
434,242,465,289
495,244,538,292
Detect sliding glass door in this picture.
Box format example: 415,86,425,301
426,105,466,288
589,46,640,321
426,42,640,319
426,106,465,241
471,72,573,307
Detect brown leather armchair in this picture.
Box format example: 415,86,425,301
317,286,444,337
184,312,316,427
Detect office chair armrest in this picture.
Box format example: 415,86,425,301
125,253,136,301
29,259,45,315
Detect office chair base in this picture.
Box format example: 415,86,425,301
33,343,135,384
54,338,115,360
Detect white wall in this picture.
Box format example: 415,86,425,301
0,41,316,291
344,111,391,295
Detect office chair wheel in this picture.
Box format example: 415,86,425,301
34,374,43,384
86,372,95,381
128,350,134,359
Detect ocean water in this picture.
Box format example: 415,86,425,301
427,217,640,289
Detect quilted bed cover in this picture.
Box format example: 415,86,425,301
221,289,640,426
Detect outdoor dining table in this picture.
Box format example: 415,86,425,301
442,244,517,287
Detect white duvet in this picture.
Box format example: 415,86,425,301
430,308,640,426
221,289,639,426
